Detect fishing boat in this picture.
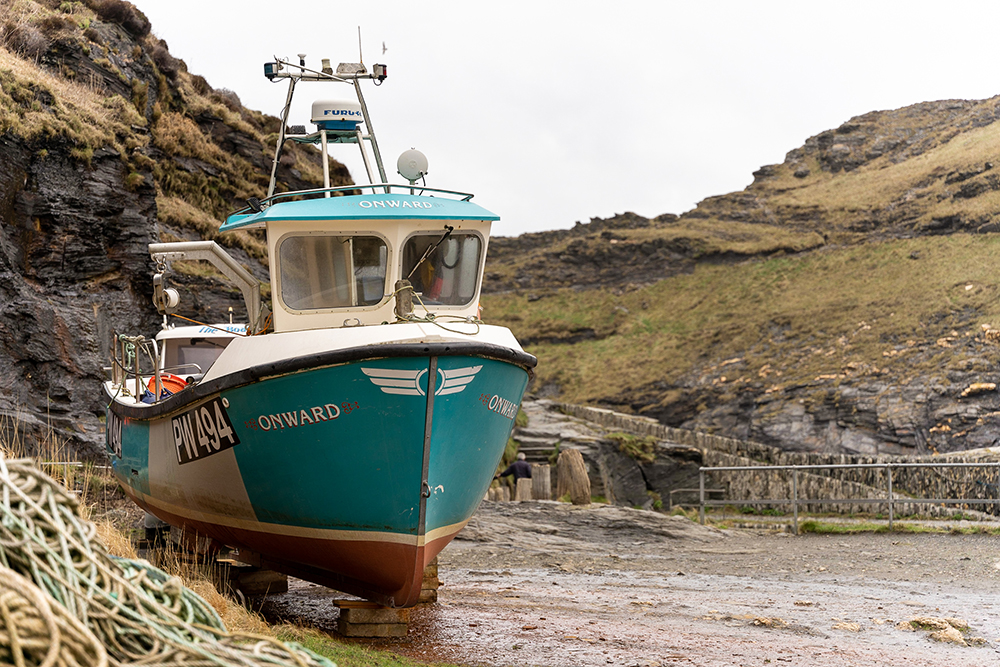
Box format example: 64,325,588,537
104,55,535,607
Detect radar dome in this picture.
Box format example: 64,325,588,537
311,100,363,131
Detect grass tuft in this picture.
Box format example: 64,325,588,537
798,520,891,534
606,431,657,463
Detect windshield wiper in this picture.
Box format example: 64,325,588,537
406,225,454,281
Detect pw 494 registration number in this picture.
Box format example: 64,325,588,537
171,397,240,465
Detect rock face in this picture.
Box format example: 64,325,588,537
514,400,703,511
485,213,701,293
0,136,158,457
0,3,344,457
605,328,1000,457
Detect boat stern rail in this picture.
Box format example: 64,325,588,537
109,333,161,403
226,183,476,221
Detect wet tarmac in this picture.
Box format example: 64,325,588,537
259,502,1000,666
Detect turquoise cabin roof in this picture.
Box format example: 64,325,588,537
221,193,499,231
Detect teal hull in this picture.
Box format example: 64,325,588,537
107,352,530,605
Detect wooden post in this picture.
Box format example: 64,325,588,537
887,463,894,531
556,448,591,505
515,478,533,501
699,469,705,524
532,463,552,500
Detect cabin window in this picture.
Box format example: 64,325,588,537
163,338,233,375
402,232,482,306
278,235,387,310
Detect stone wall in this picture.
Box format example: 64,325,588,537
559,403,1000,516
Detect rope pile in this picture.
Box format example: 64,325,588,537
0,457,335,667
0,567,107,667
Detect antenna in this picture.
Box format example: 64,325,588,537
358,26,363,65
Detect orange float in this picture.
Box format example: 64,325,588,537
147,373,188,395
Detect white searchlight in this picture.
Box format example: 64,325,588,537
397,148,428,184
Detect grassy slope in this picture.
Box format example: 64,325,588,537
761,117,1000,231
486,234,1000,404
0,0,347,252
698,97,1000,237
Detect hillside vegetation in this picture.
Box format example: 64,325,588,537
484,97,1000,457
0,0,349,264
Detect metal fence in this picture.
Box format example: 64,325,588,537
697,461,1000,534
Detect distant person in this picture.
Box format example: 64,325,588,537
497,452,532,483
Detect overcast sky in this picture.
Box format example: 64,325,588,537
129,0,1000,236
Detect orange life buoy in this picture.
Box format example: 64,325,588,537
147,373,188,395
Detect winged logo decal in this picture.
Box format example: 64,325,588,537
361,365,482,396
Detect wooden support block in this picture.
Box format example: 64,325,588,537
337,622,408,638
334,599,383,609
515,477,533,501
235,569,288,596
341,606,410,624
335,599,410,637
419,555,440,604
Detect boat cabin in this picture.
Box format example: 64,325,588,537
149,63,500,338
219,192,498,332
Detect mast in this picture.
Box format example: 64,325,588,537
267,76,297,198
263,56,388,198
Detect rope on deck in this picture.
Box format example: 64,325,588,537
0,457,335,667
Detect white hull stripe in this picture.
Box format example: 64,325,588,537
126,487,468,547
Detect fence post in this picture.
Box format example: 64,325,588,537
995,463,1000,515
791,468,798,535
699,469,705,525
887,464,893,531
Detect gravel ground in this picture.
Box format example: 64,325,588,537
262,501,1000,666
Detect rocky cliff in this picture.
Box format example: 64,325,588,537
0,0,349,457
483,97,1000,458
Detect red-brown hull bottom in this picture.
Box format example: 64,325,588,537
128,490,452,607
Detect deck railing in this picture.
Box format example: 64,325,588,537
697,462,1000,534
